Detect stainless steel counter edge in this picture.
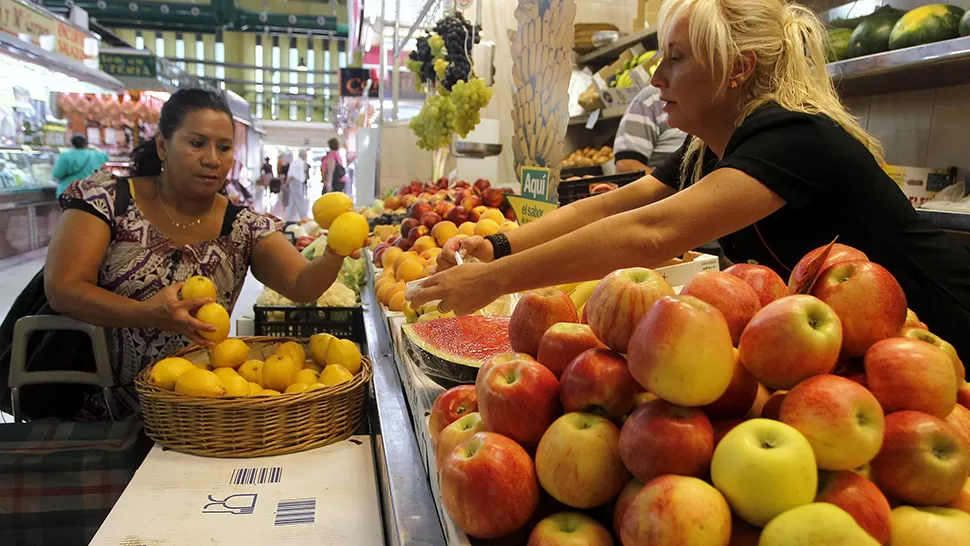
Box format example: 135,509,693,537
363,269,446,546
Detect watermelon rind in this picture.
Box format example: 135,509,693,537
889,4,965,50
827,27,853,62
847,13,903,58
960,9,970,37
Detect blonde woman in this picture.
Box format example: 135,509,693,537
412,0,970,361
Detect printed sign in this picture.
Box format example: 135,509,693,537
0,0,95,63
100,52,157,78
505,194,559,225
340,67,380,97
520,166,552,202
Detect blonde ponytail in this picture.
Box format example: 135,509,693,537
661,0,884,188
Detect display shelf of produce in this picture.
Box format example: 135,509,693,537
577,27,658,65
568,104,627,126
917,209,970,233
828,36,970,96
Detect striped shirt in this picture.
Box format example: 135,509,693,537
613,85,687,169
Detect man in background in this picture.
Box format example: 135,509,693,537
285,149,309,222
52,135,109,196
613,85,686,174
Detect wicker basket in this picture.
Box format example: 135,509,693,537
135,336,373,458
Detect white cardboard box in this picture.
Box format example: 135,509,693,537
656,251,720,287
883,164,957,208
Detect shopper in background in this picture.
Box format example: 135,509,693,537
254,156,272,212
414,0,970,362
323,137,348,194
285,148,309,222
614,84,687,173
43,88,359,418
52,134,109,197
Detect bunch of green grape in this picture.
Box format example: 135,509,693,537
434,58,449,81
429,34,446,59
409,93,458,150
450,77,494,137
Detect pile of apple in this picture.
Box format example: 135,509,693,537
427,243,970,545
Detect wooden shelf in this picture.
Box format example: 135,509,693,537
577,28,657,65
828,36,970,96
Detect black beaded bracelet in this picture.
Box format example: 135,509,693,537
485,233,512,260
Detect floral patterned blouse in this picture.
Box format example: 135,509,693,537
60,171,282,417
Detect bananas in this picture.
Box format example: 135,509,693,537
568,280,600,310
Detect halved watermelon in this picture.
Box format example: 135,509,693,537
402,315,513,386
889,4,965,50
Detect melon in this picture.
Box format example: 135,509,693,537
847,13,902,58
402,315,513,386
889,4,965,50
827,27,853,62
961,9,970,37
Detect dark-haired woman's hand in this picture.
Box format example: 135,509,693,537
142,283,218,348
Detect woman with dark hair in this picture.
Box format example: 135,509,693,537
322,137,347,194
45,88,359,418
51,134,109,197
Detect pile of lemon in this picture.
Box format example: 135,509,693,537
149,333,363,397
312,192,369,256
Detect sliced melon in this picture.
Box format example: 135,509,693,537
402,315,513,386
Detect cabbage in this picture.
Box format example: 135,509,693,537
370,199,385,213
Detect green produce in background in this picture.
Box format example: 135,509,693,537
889,4,965,50
827,28,853,61
847,12,903,57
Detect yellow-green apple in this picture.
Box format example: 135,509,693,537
585,267,674,353
478,359,561,448
634,391,658,407
864,338,957,418
711,418,817,527
476,352,535,385
901,327,965,386
681,270,762,344
947,404,970,451
811,260,907,356
759,503,880,546
701,348,759,419
816,470,892,544
535,323,606,378
946,478,970,514
737,295,842,390
761,391,788,421
745,383,772,419
724,263,788,307
713,418,745,448
904,308,924,329
439,432,540,539
890,506,970,546
961,382,970,408
559,348,638,423
509,288,579,356
788,243,869,294
526,512,612,546
627,295,734,406
619,475,731,546
435,412,486,471
613,478,644,536
618,399,714,483
870,410,970,506
429,385,478,444
779,375,885,470
535,413,629,508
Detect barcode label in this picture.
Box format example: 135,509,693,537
275,498,316,526
229,467,282,485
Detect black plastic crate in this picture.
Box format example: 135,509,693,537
252,305,366,345
558,170,646,206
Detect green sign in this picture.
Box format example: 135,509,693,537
99,53,157,78
520,166,552,202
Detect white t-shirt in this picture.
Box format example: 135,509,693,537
288,157,307,183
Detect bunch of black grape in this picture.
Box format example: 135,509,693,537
433,13,482,91
407,36,437,84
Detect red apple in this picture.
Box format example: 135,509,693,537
871,411,970,506
469,205,485,222
505,207,517,221
585,267,674,353
535,413,629,508
947,404,970,452
385,195,402,210
590,183,613,194
724,263,788,308
559,348,639,423
394,237,412,251
461,195,483,211
864,338,957,419
419,211,442,230
627,295,735,407
712,418,745,449
779,375,885,470
812,260,907,356
429,385,478,444
901,327,965,386
535,323,606,378
435,412,486,471
509,288,578,357
618,399,714,483
478,359,561,447
961,383,970,408
527,512,612,546
816,470,892,545
473,178,491,195
761,391,788,421
408,201,433,221
620,475,732,546
700,348,759,420
400,217,420,237
476,352,536,385
445,206,470,225
947,478,970,514
482,187,505,207
788,243,868,293
406,225,430,245
681,270,762,345
613,478,644,537
434,200,456,218
738,295,842,390
440,432,540,538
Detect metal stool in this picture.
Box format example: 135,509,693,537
8,315,116,423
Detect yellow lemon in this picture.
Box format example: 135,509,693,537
319,364,354,387
209,338,249,369
294,368,320,385
307,382,327,391
196,303,230,343
193,360,213,371
325,339,362,375
262,354,300,391
237,360,264,386
247,381,263,395
308,333,336,365
480,208,506,225
213,367,239,381
284,382,311,394
312,192,354,229
257,389,281,396
174,368,227,397
457,222,476,237
275,341,305,366
303,361,324,373
328,212,369,256
474,219,501,237
149,357,196,391
217,370,250,397
180,276,217,301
